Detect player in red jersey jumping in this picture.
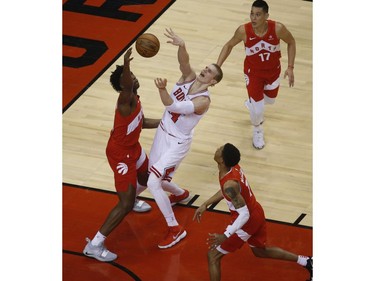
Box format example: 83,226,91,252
217,0,296,149
83,48,160,262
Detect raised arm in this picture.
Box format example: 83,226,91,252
117,48,134,106
276,22,296,87
164,28,196,82
216,25,245,67
154,78,209,115
154,78,173,106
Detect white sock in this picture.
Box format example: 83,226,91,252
91,231,106,246
245,98,264,126
162,181,184,196
166,215,178,227
297,255,308,266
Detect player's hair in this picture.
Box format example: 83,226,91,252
222,143,241,167
110,65,124,92
212,63,223,83
110,65,138,93
252,0,269,13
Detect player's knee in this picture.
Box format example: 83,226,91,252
137,171,149,186
246,98,264,126
117,200,133,215
264,95,275,104
116,186,136,214
207,251,215,264
251,246,267,258
207,249,221,265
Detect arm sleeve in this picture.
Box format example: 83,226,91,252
224,205,250,238
166,100,195,114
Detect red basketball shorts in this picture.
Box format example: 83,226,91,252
106,141,148,192
243,66,281,102
220,204,267,253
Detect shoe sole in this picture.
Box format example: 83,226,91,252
83,251,117,262
133,207,151,213
158,230,187,249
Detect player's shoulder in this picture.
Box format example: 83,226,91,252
117,94,139,116
274,20,284,27
274,20,287,32
178,74,196,85
190,92,210,101
237,24,247,33
274,21,292,39
223,178,238,189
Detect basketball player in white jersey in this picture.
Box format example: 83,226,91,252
146,28,223,249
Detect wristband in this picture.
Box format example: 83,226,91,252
223,206,250,238
288,65,294,69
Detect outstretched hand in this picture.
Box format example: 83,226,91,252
283,67,294,87
193,205,207,223
124,48,134,64
164,28,184,47
154,77,168,89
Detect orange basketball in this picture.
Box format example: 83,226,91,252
135,33,160,58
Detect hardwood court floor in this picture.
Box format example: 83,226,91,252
63,0,312,227
63,0,313,279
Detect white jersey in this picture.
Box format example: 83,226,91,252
160,79,210,140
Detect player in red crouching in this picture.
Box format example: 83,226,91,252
193,143,312,281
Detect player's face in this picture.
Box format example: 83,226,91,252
214,146,224,163
131,72,140,91
119,72,139,92
250,7,268,28
198,64,218,85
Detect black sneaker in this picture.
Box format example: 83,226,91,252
305,256,313,281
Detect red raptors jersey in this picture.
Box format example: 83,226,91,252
219,164,258,220
244,20,281,72
108,96,144,148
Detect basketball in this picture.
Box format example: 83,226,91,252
135,33,160,58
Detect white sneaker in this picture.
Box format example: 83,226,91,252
133,199,151,212
253,127,265,149
83,238,117,262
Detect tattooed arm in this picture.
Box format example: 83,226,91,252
222,179,250,237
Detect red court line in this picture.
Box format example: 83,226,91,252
63,184,312,281
62,0,176,112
